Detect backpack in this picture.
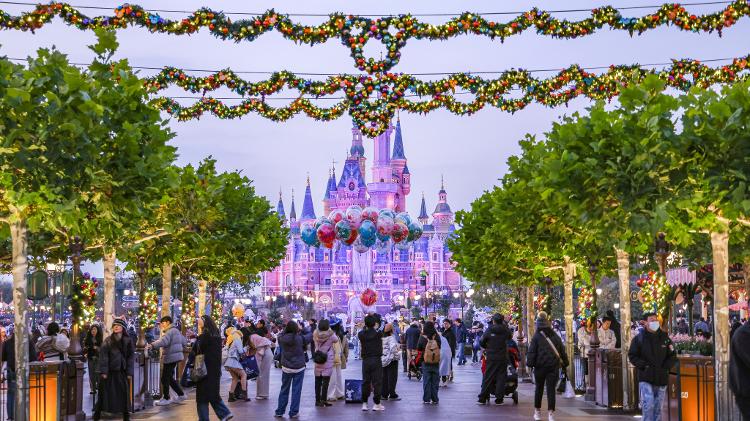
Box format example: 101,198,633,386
423,335,440,364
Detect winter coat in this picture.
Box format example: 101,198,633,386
730,320,750,398
223,334,245,370
443,327,457,357
381,334,400,367
193,333,223,404
313,329,338,376
150,326,187,364
527,327,568,373
439,335,452,376
405,324,421,350
278,332,307,370
455,323,468,344
417,333,442,367
577,327,592,356
358,328,383,359
599,328,617,350
98,334,135,377
36,334,69,361
479,323,511,363
628,329,677,387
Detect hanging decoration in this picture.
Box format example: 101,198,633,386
71,272,98,328
360,288,378,307
299,206,422,250
637,271,671,317
181,295,196,329
211,298,224,323
533,291,549,312
510,294,522,323
3,2,749,73
139,287,158,330
577,285,596,321
148,55,750,137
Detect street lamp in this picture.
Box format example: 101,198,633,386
585,258,601,402
654,232,671,275
419,269,428,318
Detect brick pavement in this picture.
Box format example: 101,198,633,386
85,359,635,421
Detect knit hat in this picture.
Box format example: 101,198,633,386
112,318,127,331
535,311,551,329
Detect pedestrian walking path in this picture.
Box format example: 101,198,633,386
87,360,634,420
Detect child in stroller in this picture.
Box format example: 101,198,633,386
481,338,520,403
407,350,423,381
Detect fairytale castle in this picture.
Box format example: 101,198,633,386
261,121,462,314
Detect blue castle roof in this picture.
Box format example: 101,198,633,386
392,119,406,160
337,158,367,188
301,183,316,220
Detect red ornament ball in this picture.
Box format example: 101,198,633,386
360,288,378,307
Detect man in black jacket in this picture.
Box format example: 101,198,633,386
358,315,384,411
477,314,511,405
628,312,677,421
405,321,421,372
730,314,750,420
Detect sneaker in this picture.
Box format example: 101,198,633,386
534,409,542,421
255,396,268,400
431,401,439,405
273,414,283,418
389,395,401,401
422,401,431,404
476,399,488,405
494,400,504,406
548,411,556,421
362,403,370,411
381,396,389,401
175,395,187,403
220,415,234,421
373,404,385,411
290,414,299,418
154,399,172,406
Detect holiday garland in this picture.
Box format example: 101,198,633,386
510,294,522,323
577,285,596,321
139,287,158,330
71,272,97,328
534,291,550,313
211,298,224,323
3,2,749,73
149,55,750,137
637,271,671,316
181,295,196,329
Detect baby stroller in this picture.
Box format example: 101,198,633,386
407,351,423,381
480,339,519,404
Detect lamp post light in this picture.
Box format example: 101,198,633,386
419,269,428,318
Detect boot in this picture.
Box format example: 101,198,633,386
228,392,236,403
240,389,251,401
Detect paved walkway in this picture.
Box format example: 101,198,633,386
88,359,635,420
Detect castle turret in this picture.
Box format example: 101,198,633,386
418,192,429,225
389,119,409,211
276,189,286,223
323,167,337,216
301,175,317,221
432,176,454,231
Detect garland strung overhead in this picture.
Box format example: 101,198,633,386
148,55,750,137
2,2,749,73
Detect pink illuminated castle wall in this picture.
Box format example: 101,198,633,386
261,120,462,313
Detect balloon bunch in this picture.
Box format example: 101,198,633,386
577,285,596,321
300,206,423,251
3,2,749,73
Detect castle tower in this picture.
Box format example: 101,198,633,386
323,167,337,216
276,189,286,224
336,155,368,210
390,119,410,212
368,122,398,209
289,189,298,233
301,175,316,222
432,176,454,232
418,192,429,225
351,125,366,178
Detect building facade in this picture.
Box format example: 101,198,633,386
261,121,462,313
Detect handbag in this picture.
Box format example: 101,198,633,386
191,342,208,383
240,354,260,379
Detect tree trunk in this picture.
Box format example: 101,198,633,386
615,248,633,411
687,301,695,336
710,230,730,420
563,257,576,389
198,280,207,333
526,286,536,339
161,263,172,319
103,249,116,336
11,219,30,421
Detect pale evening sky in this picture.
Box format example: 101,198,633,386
1,0,748,275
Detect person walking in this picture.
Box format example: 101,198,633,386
275,321,308,418
313,319,339,407
454,318,468,366
405,321,421,372
2,328,37,421
35,321,70,361
441,319,456,384
477,314,511,405
730,313,750,420
359,314,384,411
223,327,251,402
327,318,347,401
93,319,134,421
380,323,401,401
249,325,274,400
193,316,233,421
84,324,103,394
527,312,569,421
146,316,187,406
417,321,442,404
628,312,677,421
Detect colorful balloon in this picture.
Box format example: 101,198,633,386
379,209,396,220
344,228,359,245
376,214,394,237
361,288,378,307
352,236,369,254
345,206,363,229
359,219,376,242
315,216,331,230
335,220,353,241
300,221,317,246
407,221,423,242
391,222,408,243
362,207,379,222
395,212,412,227
317,221,335,244
328,209,345,225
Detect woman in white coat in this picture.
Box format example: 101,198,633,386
438,333,452,387
327,318,348,401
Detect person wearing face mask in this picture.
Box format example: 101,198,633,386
628,312,677,421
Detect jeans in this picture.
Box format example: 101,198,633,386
196,398,232,421
479,359,507,402
7,370,15,419
381,360,399,398
639,382,666,421
534,369,558,411
457,342,466,365
422,364,440,403
361,357,382,405
161,362,184,400
314,375,331,403
276,370,305,416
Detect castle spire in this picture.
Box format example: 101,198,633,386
418,192,429,225
301,178,316,220
392,118,406,160
276,188,286,220
289,189,297,221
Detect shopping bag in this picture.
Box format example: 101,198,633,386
240,355,260,379
344,379,363,403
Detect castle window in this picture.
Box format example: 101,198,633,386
324,253,329,262
325,278,331,285
393,278,399,285
432,252,438,261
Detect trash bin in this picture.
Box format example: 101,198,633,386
604,350,623,409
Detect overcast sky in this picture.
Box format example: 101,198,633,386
2,0,749,275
